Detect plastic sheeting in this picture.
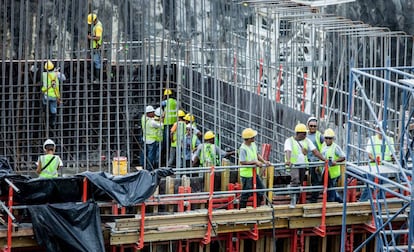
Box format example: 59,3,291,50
28,202,105,252
0,168,174,251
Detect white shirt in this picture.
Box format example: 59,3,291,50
284,137,316,164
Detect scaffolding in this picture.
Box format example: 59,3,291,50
343,66,414,252
1,0,414,250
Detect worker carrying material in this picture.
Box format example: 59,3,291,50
284,123,325,208
192,130,234,167
41,60,61,128
239,128,271,208
36,139,63,178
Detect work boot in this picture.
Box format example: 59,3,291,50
289,194,297,208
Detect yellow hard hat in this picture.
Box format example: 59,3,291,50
242,128,257,139
324,128,335,138
178,110,186,117
295,123,307,133
87,13,97,24
204,131,215,140
184,113,194,122
164,88,172,96
44,60,54,71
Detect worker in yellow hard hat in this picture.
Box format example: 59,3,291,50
183,124,201,171
192,130,234,168
320,128,345,203
239,128,271,208
184,113,202,140
87,13,103,83
41,60,61,128
161,88,177,164
284,123,325,208
167,109,186,167
306,116,325,203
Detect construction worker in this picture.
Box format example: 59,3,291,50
161,88,177,163
41,60,61,128
192,131,234,167
153,107,164,168
167,109,186,167
184,113,202,140
87,13,103,82
141,105,162,171
359,121,395,201
320,128,345,203
239,128,271,209
306,116,325,203
36,139,63,178
284,123,325,208
183,124,200,169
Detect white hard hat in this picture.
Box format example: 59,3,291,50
145,105,155,113
154,107,162,117
307,116,318,125
43,139,56,150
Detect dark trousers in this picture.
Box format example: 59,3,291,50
240,176,265,208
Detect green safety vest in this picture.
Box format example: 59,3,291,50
164,98,177,125
200,143,220,166
285,137,309,172
141,115,158,142
369,135,393,166
39,154,59,178
191,134,198,150
324,143,341,179
171,121,186,147
154,119,163,142
239,142,259,178
315,131,323,151
91,21,103,49
42,72,60,98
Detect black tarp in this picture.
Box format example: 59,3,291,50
27,202,105,252
0,168,174,251
0,168,174,206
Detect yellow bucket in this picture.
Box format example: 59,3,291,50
112,156,128,175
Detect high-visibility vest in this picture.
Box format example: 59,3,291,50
369,135,393,166
285,137,308,172
39,154,59,178
323,143,341,179
171,121,186,147
164,98,177,125
154,120,163,142
314,131,323,151
191,135,198,150
239,142,259,178
141,115,158,142
42,72,60,98
200,143,220,166
91,21,103,49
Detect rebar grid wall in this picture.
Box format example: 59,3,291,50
1,0,413,171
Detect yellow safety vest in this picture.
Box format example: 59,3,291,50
285,137,308,172
39,154,59,178
42,72,60,98
91,21,103,49
324,143,341,179
239,142,259,178
164,98,177,125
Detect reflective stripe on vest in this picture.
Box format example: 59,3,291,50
39,154,59,178
324,143,341,179
240,142,259,178
315,131,322,151
42,72,59,98
164,98,177,125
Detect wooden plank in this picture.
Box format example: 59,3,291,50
289,215,372,229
